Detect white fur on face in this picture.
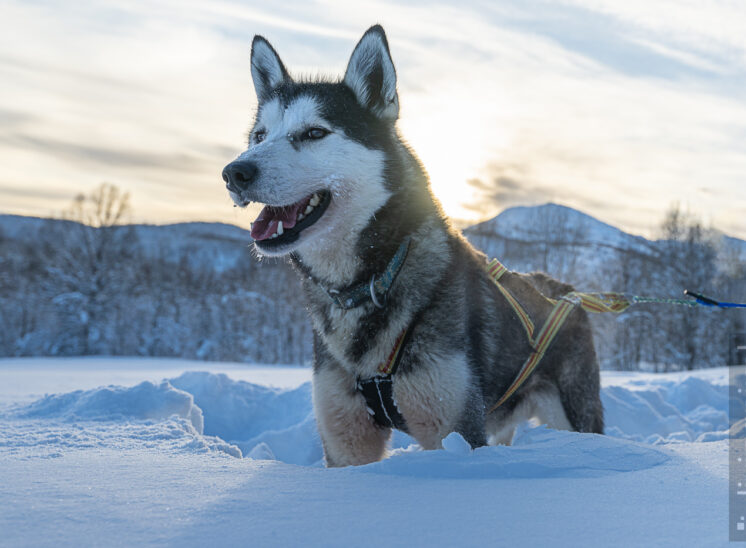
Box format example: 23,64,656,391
238,95,391,264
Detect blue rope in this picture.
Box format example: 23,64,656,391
684,289,746,309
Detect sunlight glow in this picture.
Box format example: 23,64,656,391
0,1,744,238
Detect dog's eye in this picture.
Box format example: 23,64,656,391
304,127,329,140
254,131,266,144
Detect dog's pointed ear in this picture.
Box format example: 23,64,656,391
343,25,399,120
251,35,291,102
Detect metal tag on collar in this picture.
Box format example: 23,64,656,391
369,274,386,308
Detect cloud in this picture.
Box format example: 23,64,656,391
0,184,73,201
468,174,548,213
0,133,213,173
0,0,744,239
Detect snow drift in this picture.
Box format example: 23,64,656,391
13,380,205,432
2,368,731,467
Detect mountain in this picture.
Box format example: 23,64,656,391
466,203,745,290
0,215,253,273
464,204,657,291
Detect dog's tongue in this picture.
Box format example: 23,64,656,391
251,199,307,241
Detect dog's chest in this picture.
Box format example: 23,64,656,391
309,300,382,376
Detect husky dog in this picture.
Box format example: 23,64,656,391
223,25,603,467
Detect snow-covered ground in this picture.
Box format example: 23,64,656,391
0,358,735,547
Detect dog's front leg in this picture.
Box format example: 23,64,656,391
394,352,484,450
312,362,390,467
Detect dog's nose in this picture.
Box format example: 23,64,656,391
222,160,258,191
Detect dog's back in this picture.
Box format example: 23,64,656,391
523,271,576,299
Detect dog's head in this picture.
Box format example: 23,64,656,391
223,25,401,256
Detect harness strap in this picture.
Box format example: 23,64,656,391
484,257,744,414
486,259,535,339
357,376,407,430
486,258,641,414
353,254,745,426
486,294,577,413
378,328,409,375
356,327,410,430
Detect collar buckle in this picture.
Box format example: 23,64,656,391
369,274,386,309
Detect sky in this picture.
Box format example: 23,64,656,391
0,0,744,238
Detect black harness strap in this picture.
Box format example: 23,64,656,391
355,325,414,431
357,376,408,431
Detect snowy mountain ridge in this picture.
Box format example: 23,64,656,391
2,203,744,270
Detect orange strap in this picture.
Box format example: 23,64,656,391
485,258,635,414
377,328,408,375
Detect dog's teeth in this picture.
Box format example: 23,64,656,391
271,233,278,239
310,194,320,206
305,205,314,215
298,213,305,221
277,221,284,235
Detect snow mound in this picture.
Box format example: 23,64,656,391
602,376,729,443
363,425,668,478
0,417,241,458
235,413,322,465
169,372,323,465
169,371,311,441
1,380,244,457
442,431,473,455
10,380,204,433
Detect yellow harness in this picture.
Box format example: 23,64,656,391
485,258,635,413
372,256,710,421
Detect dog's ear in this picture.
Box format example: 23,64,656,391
251,36,291,102
343,25,399,120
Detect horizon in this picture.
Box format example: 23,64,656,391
1,1,745,239
4,201,744,244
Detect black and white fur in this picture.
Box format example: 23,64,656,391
223,26,604,467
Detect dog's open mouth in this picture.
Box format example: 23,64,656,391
251,190,332,247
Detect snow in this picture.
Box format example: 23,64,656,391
0,358,735,546
477,203,652,251
0,357,310,404
602,371,729,443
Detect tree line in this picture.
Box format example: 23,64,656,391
0,184,313,365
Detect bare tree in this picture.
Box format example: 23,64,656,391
655,204,720,370
51,183,137,354
62,183,131,228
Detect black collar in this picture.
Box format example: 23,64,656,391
292,237,411,310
